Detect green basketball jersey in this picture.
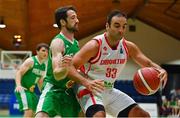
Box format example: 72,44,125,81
21,56,46,90
45,34,80,89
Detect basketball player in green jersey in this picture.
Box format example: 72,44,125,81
15,43,49,117
35,6,104,117
35,6,81,117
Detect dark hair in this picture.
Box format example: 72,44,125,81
107,10,127,25
55,6,76,29
36,43,49,51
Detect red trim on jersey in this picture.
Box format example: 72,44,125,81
89,39,102,64
104,33,119,50
77,89,91,98
122,38,129,59
90,93,96,104
79,65,85,74
86,64,91,75
77,89,96,104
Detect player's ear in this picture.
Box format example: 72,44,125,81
106,23,109,30
60,19,66,27
36,50,39,55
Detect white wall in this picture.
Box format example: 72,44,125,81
126,19,180,64
79,19,180,80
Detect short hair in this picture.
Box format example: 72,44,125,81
36,43,49,51
55,6,76,29
107,10,127,25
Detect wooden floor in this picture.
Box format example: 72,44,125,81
0,109,23,117
0,109,9,117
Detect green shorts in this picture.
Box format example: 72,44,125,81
15,89,38,112
36,82,81,117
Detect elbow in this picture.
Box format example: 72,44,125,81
53,67,68,81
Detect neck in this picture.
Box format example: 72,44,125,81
106,32,120,47
60,29,74,41
36,55,44,64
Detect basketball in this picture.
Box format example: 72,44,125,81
133,67,161,95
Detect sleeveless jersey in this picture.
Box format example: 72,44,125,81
84,33,129,89
45,33,79,89
21,56,46,90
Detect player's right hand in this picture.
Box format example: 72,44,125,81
15,85,27,92
155,68,168,88
85,79,105,95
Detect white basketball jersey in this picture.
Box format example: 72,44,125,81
83,33,129,89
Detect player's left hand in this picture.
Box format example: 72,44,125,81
61,55,72,68
156,68,168,88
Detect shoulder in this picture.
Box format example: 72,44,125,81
93,33,104,39
124,40,138,50
50,38,64,51
90,33,105,47
50,38,64,47
125,40,142,57
26,57,34,63
78,38,100,58
84,39,100,50
22,57,34,68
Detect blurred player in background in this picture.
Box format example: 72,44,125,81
68,10,168,117
14,43,49,117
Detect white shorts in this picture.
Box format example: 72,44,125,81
74,84,136,117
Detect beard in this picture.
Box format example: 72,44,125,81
66,24,78,32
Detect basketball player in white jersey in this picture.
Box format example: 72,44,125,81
68,10,168,117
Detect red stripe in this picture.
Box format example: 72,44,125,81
90,93,96,104
77,89,91,98
89,39,102,64
77,89,96,104
79,65,85,74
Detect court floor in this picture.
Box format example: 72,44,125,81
0,109,114,118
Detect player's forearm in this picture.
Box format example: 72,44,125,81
68,66,89,87
144,60,162,70
37,78,43,91
15,71,22,86
150,62,162,69
138,57,162,69
52,55,68,81
53,67,68,81
37,84,42,92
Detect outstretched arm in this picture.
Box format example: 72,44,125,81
15,58,33,92
126,40,168,88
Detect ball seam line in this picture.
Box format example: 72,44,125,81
138,69,154,94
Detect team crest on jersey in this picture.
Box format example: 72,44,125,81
103,46,109,55
103,46,107,51
120,46,123,54
104,81,114,89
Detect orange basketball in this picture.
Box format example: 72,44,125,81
133,67,161,95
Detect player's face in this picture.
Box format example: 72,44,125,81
107,16,127,40
65,10,79,32
37,47,48,60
